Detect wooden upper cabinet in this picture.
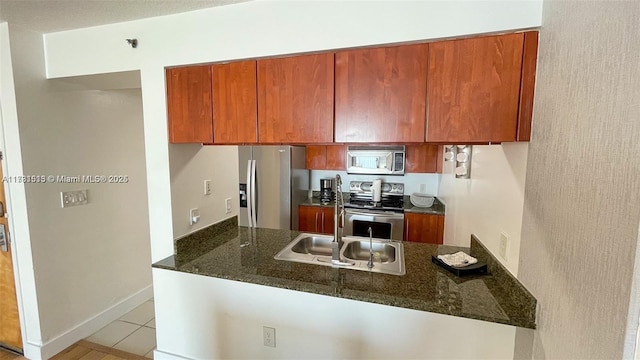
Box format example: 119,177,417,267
257,53,334,143
517,31,539,142
305,146,327,169
306,145,346,170
427,33,525,143
326,145,346,170
405,144,439,173
166,65,213,143
212,60,258,144
335,44,428,143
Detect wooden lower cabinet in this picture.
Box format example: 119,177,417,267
404,212,444,244
299,205,334,235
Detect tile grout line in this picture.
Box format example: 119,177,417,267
119,319,153,327
112,324,144,347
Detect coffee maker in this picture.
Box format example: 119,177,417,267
319,178,334,203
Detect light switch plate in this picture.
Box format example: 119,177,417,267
61,190,89,208
225,198,232,214
204,180,212,195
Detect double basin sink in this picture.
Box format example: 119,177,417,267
274,233,405,276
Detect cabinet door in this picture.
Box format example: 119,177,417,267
305,146,327,169
335,44,428,143
405,144,439,173
325,145,346,170
298,206,334,234
427,33,524,143
517,31,539,142
166,65,213,143
257,53,334,143
404,213,444,244
306,145,347,170
212,60,258,144
298,206,321,233
319,207,335,235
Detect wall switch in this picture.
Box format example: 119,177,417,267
263,326,276,347
204,180,212,195
225,198,232,214
420,183,427,193
60,189,89,208
499,232,509,260
190,208,200,225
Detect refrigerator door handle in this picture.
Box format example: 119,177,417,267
250,159,257,227
246,160,253,227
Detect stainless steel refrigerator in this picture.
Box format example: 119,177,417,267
238,146,308,230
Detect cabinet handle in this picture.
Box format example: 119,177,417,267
315,212,319,232
321,212,325,233
405,221,409,241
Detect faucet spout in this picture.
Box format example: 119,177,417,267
367,227,374,269
332,174,342,261
331,174,353,267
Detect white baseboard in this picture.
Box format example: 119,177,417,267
25,284,153,360
153,349,193,360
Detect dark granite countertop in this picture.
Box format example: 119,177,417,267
403,196,446,215
154,217,535,329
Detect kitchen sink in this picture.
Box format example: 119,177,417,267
291,235,334,256
274,233,405,276
342,240,396,264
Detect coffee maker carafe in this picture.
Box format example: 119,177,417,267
320,178,334,203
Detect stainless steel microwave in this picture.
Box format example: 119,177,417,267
346,145,405,175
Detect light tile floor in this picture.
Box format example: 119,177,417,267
85,299,156,358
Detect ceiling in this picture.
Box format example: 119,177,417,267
0,0,250,33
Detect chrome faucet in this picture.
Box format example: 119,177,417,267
332,174,343,261
331,174,353,266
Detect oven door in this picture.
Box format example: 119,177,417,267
344,208,404,241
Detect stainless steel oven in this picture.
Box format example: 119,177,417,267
343,208,404,241
343,181,405,240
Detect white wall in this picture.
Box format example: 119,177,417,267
41,0,543,263
169,145,239,238
518,1,640,358
43,1,543,78
438,143,528,276
0,22,44,354
153,268,517,360
4,24,152,359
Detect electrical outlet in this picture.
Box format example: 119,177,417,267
204,180,212,195
263,326,276,347
499,232,509,260
225,198,232,214
60,190,89,208
190,208,200,225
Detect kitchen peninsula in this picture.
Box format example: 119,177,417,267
152,217,535,360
